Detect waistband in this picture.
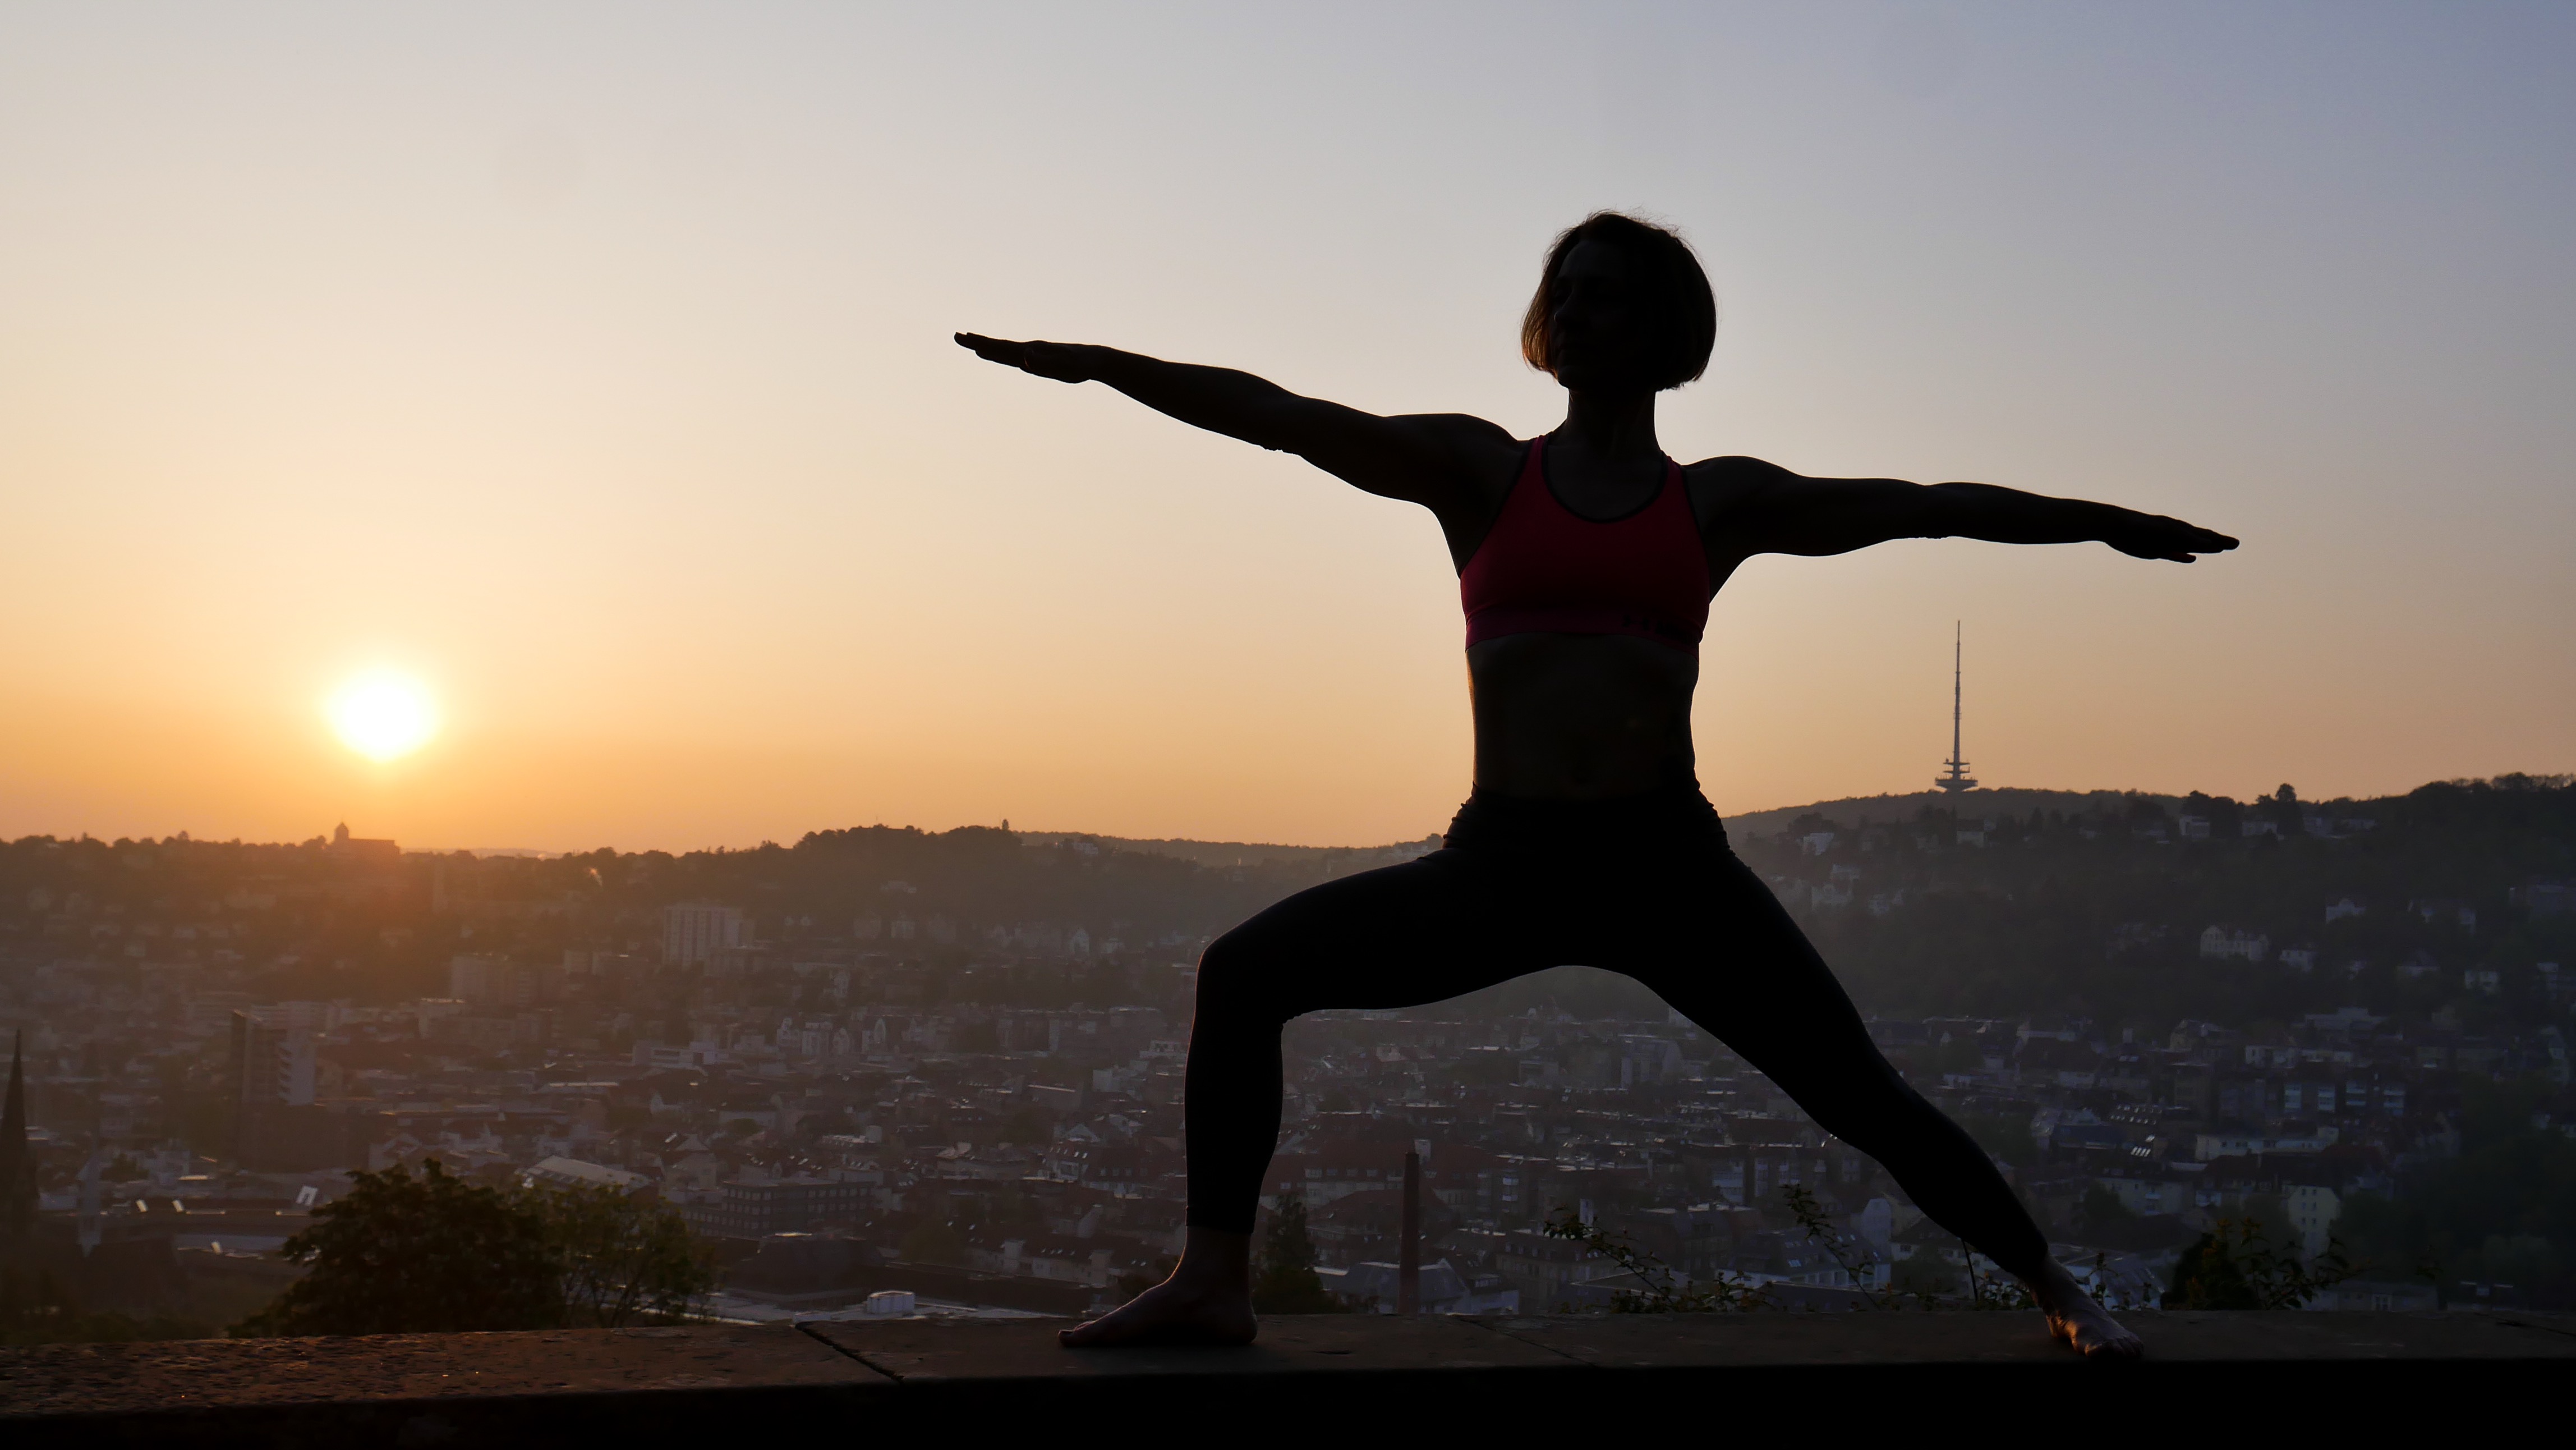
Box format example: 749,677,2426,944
1442,783,1727,852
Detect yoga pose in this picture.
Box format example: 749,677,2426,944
958,213,2233,1357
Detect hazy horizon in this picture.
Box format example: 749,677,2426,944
36,774,2534,861
5,3,2570,851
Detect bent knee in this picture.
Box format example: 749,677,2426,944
1195,926,1295,1022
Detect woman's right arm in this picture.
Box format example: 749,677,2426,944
956,333,1510,511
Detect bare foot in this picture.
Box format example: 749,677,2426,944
2030,1261,2142,1359
1059,1277,1257,1348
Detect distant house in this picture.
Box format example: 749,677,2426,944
521,1156,652,1196
2410,898,2478,932
2198,926,2270,963
2510,882,2569,917
2324,895,2367,923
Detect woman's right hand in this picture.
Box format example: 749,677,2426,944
955,332,1095,383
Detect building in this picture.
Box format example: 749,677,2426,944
229,1009,316,1116
682,1176,864,1238
447,954,518,1007
328,822,400,864
228,1008,349,1171
2198,926,2270,963
663,902,746,966
521,1157,654,1196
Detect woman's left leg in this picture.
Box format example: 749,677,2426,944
1610,842,2142,1356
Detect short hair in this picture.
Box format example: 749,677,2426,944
1520,212,1718,391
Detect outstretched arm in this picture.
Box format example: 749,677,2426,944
955,333,1508,512
1704,456,2237,563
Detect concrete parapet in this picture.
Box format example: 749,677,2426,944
3,1312,2571,1445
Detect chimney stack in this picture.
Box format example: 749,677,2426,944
1398,1149,1422,1314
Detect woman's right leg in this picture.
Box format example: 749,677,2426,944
1183,847,1547,1234
1064,845,1549,1346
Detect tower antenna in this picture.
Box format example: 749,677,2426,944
1935,621,1977,792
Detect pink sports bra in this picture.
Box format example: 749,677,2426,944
1458,436,1710,650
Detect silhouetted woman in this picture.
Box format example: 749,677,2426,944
959,213,2233,1357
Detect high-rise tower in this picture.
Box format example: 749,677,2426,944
1934,622,1978,792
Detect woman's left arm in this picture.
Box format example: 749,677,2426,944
1700,455,2237,563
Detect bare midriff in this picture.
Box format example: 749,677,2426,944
1465,631,1699,799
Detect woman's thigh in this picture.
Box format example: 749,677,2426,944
1597,848,1908,1123
1205,848,1573,1020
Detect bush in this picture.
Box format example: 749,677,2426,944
2161,1217,2356,1310
235,1160,711,1337
1252,1196,1347,1314
539,1180,716,1327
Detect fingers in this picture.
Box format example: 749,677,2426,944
955,331,1089,382
2143,516,2239,560
954,332,1027,366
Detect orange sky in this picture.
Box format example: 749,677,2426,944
3,6,2569,851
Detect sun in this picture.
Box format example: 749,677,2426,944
326,670,439,761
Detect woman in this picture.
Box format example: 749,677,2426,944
958,213,2233,1357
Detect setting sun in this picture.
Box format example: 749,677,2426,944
326,671,439,762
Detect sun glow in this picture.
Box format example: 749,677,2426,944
326,671,439,761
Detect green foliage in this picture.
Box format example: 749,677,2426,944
535,1181,716,1328
234,1160,709,1337
1959,1257,2037,1310
2160,1217,2358,1310
898,1219,968,1267
2077,1183,2136,1236
1,1268,208,1346
1252,1195,1349,1314
2330,1084,2576,1304
237,1161,560,1336
1889,1255,1957,1298
1772,776,2576,1027
1540,1205,1768,1313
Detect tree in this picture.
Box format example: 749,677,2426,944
898,1219,968,1266
528,1182,714,1328
2077,1183,2135,1236
1251,1195,1347,1314
2161,1218,2356,1310
238,1160,562,1336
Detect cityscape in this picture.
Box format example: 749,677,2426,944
4,771,2569,1334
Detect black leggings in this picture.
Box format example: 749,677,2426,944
1183,786,2048,1278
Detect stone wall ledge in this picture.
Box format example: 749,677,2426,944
4,1311,2571,1446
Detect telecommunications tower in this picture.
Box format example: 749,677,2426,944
1934,622,1977,792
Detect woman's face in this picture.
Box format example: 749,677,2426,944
1546,239,1658,393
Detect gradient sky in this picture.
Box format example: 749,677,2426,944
2,2,2569,851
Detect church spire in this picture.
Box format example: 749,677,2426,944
1,1030,32,1242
